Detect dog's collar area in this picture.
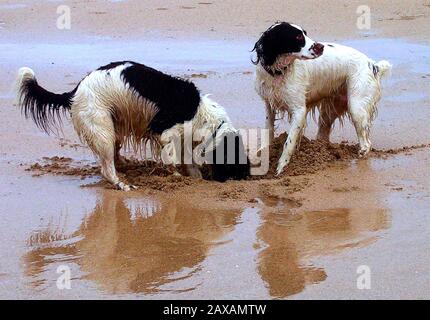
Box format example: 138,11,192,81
198,120,226,156
264,66,288,77
214,120,226,137
210,120,226,142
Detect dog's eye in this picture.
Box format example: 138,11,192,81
296,34,304,40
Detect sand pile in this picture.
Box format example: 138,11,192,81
265,133,359,178
27,156,194,191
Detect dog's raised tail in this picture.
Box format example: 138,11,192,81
16,67,77,134
375,60,392,80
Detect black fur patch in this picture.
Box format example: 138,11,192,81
207,132,250,182
252,22,306,68
373,65,379,77
18,77,77,133
116,61,201,134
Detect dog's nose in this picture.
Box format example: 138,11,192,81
311,42,324,56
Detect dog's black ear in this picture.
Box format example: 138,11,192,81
252,32,278,68
210,132,250,182
231,134,251,180
252,22,289,68
252,39,263,65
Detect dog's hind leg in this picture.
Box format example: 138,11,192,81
347,76,380,157
73,108,135,191
317,95,348,142
276,107,307,176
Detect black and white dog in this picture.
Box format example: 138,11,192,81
17,61,250,190
253,22,392,175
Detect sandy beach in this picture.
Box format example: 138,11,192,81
1,0,430,299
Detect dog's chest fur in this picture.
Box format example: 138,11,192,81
255,67,297,112
256,61,348,114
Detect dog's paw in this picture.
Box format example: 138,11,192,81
115,182,137,191
276,163,286,176
358,147,370,158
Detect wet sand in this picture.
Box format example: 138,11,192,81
1,0,430,299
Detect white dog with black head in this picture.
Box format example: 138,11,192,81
253,22,392,175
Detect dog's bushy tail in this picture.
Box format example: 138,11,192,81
16,67,77,134
375,60,392,80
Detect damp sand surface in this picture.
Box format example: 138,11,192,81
1,0,430,299
2,149,430,299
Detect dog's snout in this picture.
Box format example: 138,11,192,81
311,42,324,55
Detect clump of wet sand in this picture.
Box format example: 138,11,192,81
27,156,195,191
264,133,359,178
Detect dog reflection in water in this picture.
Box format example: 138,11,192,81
23,194,389,297
23,193,241,294
257,205,389,298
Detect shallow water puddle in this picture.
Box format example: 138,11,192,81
22,192,388,298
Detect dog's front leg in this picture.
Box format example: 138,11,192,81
276,108,307,176
184,163,203,179
265,100,275,145
114,140,127,166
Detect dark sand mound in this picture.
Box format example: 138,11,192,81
27,157,193,191
265,133,359,178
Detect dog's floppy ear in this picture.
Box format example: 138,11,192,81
210,132,250,182
252,31,278,68
253,21,287,68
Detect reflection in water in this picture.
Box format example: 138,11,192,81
257,202,389,298
23,193,241,294
23,193,389,298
